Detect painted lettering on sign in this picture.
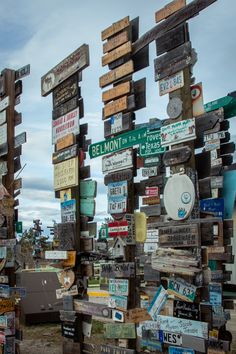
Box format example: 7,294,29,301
53,74,78,108
148,285,168,320
108,195,127,214
61,199,76,223
109,279,129,296
159,71,184,96
159,331,182,346
161,118,196,147
105,323,136,339
140,129,166,156
102,149,133,174
108,220,128,237
142,166,158,177
52,107,80,144
54,157,78,191
101,263,135,278
159,224,199,248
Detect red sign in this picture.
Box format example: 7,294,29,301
108,220,128,237
145,187,159,197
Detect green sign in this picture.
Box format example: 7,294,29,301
16,221,23,233
99,225,108,239
89,128,147,159
80,180,97,198
80,198,95,217
139,129,166,157
204,95,236,119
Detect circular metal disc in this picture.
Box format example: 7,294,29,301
167,97,183,119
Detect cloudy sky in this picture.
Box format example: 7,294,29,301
1,0,235,232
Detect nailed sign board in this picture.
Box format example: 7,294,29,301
54,157,78,191
61,199,76,223
52,107,80,144
140,129,166,156
169,347,194,354
53,74,78,108
108,195,127,214
57,222,76,251
126,308,151,323
159,71,184,96
102,149,133,174
104,169,133,185
105,323,136,339
108,181,128,198
41,44,89,96
200,198,224,219
161,118,196,147
108,220,128,237
159,224,199,248
15,64,30,80
173,300,200,321
89,127,147,159
145,186,159,197
74,300,112,319
0,97,9,112
101,262,135,278
80,198,95,218
52,144,78,164
163,146,192,166
109,279,129,296
100,345,135,354
0,111,6,126
56,285,78,299
104,112,133,138
155,0,186,23
148,286,168,320
0,299,14,314
99,60,134,88
142,166,158,178
80,180,97,198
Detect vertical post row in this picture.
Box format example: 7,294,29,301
41,44,94,353
0,64,29,353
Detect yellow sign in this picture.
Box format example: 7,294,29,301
135,212,147,242
62,251,76,267
60,189,72,202
0,299,14,314
54,157,78,191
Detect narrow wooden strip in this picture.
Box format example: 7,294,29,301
102,16,130,41
102,41,132,66
155,0,186,23
102,81,131,103
99,60,134,88
103,30,130,54
103,96,128,118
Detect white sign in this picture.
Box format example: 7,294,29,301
0,111,6,126
56,285,78,299
54,157,78,191
159,71,184,96
45,251,68,260
204,131,225,142
0,124,7,145
0,97,9,112
144,242,158,253
146,229,159,241
52,107,80,144
142,166,158,178
102,148,133,173
61,199,76,223
111,113,122,134
205,139,220,151
108,181,128,198
161,118,196,147
108,195,127,214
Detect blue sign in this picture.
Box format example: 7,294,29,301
169,346,194,354
200,198,224,219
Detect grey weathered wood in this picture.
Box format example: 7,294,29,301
140,205,161,217
101,262,135,278
79,166,90,180
133,78,146,111
52,145,78,164
163,146,192,166
52,96,80,120
156,23,188,56
174,300,200,320
104,169,133,185
101,345,135,354
57,222,77,251
74,300,112,318
159,224,200,248
195,109,224,136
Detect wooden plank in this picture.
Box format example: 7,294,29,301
156,23,188,56
133,0,217,55
163,146,192,166
45,250,67,259
195,109,224,136
100,345,135,354
102,149,133,174
104,323,136,339
104,168,133,185
142,196,160,205
160,118,196,146
53,144,78,164
103,30,130,54
159,224,200,248
57,222,76,251
41,44,89,96
52,74,78,108
155,0,186,23
104,112,134,138
13,178,22,191
140,205,161,217
52,96,80,120
125,308,151,323
80,198,95,217
74,300,112,318
135,176,163,196
102,41,132,66
103,95,129,118
99,60,134,88
102,16,130,41
101,262,135,278
54,157,78,191
52,107,80,144
159,70,184,96
79,165,90,179
102,81,131,103
56,134,75,151
80,180,97,198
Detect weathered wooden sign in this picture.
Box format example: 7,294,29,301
103,94,135,119
57,222,76,251
161,118,196,146
156,23,187,56
105,323,136,339
104,168,133,185
99,60,134,88
56,285,78,299
168,277,197,302
56,133,75,151
100,345,135,354
74,300,112,318
163,146,192,166
109,279,129,296
108,220,128,237
159,224,199,248
104,112,133,137
169,347,194,354
80,198,95,218
125,308,151,323
15,64,30,80
101,262,135,278
155,0,186,23
52,144,78,164
102,149,133,173
200,198,224,219
45,250,68,259
145,186,159,197
143,196,160,205
139,129,166,156
159,70,184,96
102,81,131,103
80,180,97,198
61,199,76,223
148,286,168,320
53,96,81,120
143,154,160,167
54,157,78,191
41,44,89,96
52,107,80,144
53,74,78,108
0,299,14,314
102,16,130,41
89,127,147,158
140,204,161,217
14,132,26,148
173,300,200,321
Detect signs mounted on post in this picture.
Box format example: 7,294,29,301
102,149,133,173
109,279,129,296
54,157,79,191
159,224,200,248
139,129,166,156
160,118,196,147
41,44,89,96
159,71,184,96
52,107,80,144
108,220,128,238
52,74,78,108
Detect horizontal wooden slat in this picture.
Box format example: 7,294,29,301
156,23,188,56
102,41,132,66
99,60,134,88
103,30,130,54
155,0,186,23
102,16,130,41
102,81,131,103
103,95,128,118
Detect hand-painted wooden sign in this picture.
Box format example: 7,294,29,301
168,277,197,302
52,144,78,164
200,198,224,219
109,279,129,296
52,107,80,144
41,44,89,96
100,345,135,354
53,96,80,120
54,157,78,191
143,196,160,205
163,146,192,166
155,0,186,23
89,127,147,158
15,64,30,80
80,198,95,218
56,133,75,151
14,132,26,148
105,323,136,339
169,346,194,354
139,129,166,156
0,299,14,314
52,74,78,108
161,118,196,146
103,94,135,119
108,220,128,237
104,112,133,137
0,110,6,126
142,166,158,177
174,300,200,320
159,224,199,248
101,262,135,278
103,28,130,54
56,285,78,299
125,308,151,323
80,180,97,198
148,285,168,320
74,300,112,318
140,204,161,217
104,169,133,185
61,199,76,223
102,149,133,173
159,71,184,96
99,60,134,88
